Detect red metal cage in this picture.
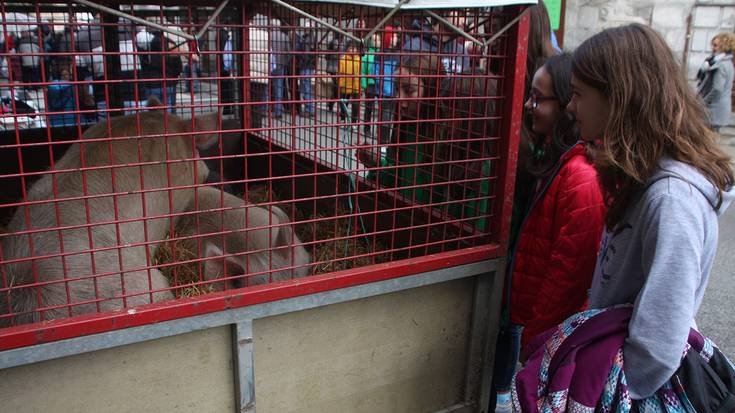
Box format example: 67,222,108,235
0,0,528,349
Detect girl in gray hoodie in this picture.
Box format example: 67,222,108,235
566,24,735,401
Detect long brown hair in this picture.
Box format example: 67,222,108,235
526,1,558,97
572,24,733,228
516,1,558,211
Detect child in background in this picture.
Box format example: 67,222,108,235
338,40,361,129
356,27,400,169
377,26,400,145
361,33,381,135
325,36,342,112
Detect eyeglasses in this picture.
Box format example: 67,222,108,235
528,92,558,109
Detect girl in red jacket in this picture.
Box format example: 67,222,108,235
492,53,606,411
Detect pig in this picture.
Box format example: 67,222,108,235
0,103,222,326
175,187,311,290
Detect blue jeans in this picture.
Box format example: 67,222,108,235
271,68,285,117
300,68,314,115
490,323,523,410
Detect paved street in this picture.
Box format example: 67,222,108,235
698,125,735,360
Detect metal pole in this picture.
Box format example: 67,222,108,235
483,10,526,49
269,0,361,44
364,0,410,43
195,0,230,41
72,0,195,42
425,9,483,47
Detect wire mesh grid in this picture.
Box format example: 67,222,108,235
0,1,520,330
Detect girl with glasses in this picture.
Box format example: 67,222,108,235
491,53,606,411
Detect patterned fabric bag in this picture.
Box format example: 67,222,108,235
512,306,735,412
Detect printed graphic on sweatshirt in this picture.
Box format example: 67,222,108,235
598,223,633,281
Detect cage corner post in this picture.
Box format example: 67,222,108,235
480,7,530,413
239,5,251,129
490,6,529,257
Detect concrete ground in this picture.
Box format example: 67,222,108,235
697,124,735,360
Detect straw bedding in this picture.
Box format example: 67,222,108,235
154,185,387,297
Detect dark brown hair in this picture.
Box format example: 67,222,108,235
572,24,733,228
526,0,558,99
528,53,579,178
516,1,559,208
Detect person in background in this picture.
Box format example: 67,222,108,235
75,13,102,84
358,52,447,201
403,16,469,75
269,27,291,119
219,27,235,115
16,30,41,85
377,26,400,145
85,19,143,119
76,14,103,53
338,40,361,129
296,29,316,118
287,32,301,114
141,31,182,113
325,35,342,112
41,24,54,81
177,28,200,94
697,32,734,133
135,27,154,54
361,33,381,135
115,20,141,75
4,34,23,87
0,37,13,97
46,57,97,126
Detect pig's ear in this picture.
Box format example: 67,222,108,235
202,242,243,282
145,95,164,110
270,207,294,259
194,110,221,150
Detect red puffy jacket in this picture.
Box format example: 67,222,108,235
509,143,605,346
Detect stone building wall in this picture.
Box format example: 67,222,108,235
560,0,734,79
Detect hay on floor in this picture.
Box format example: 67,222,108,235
153,186,388,297
153,232,215,298
309,208,389,275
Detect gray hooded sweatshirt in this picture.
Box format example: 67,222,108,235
589,158,735,399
